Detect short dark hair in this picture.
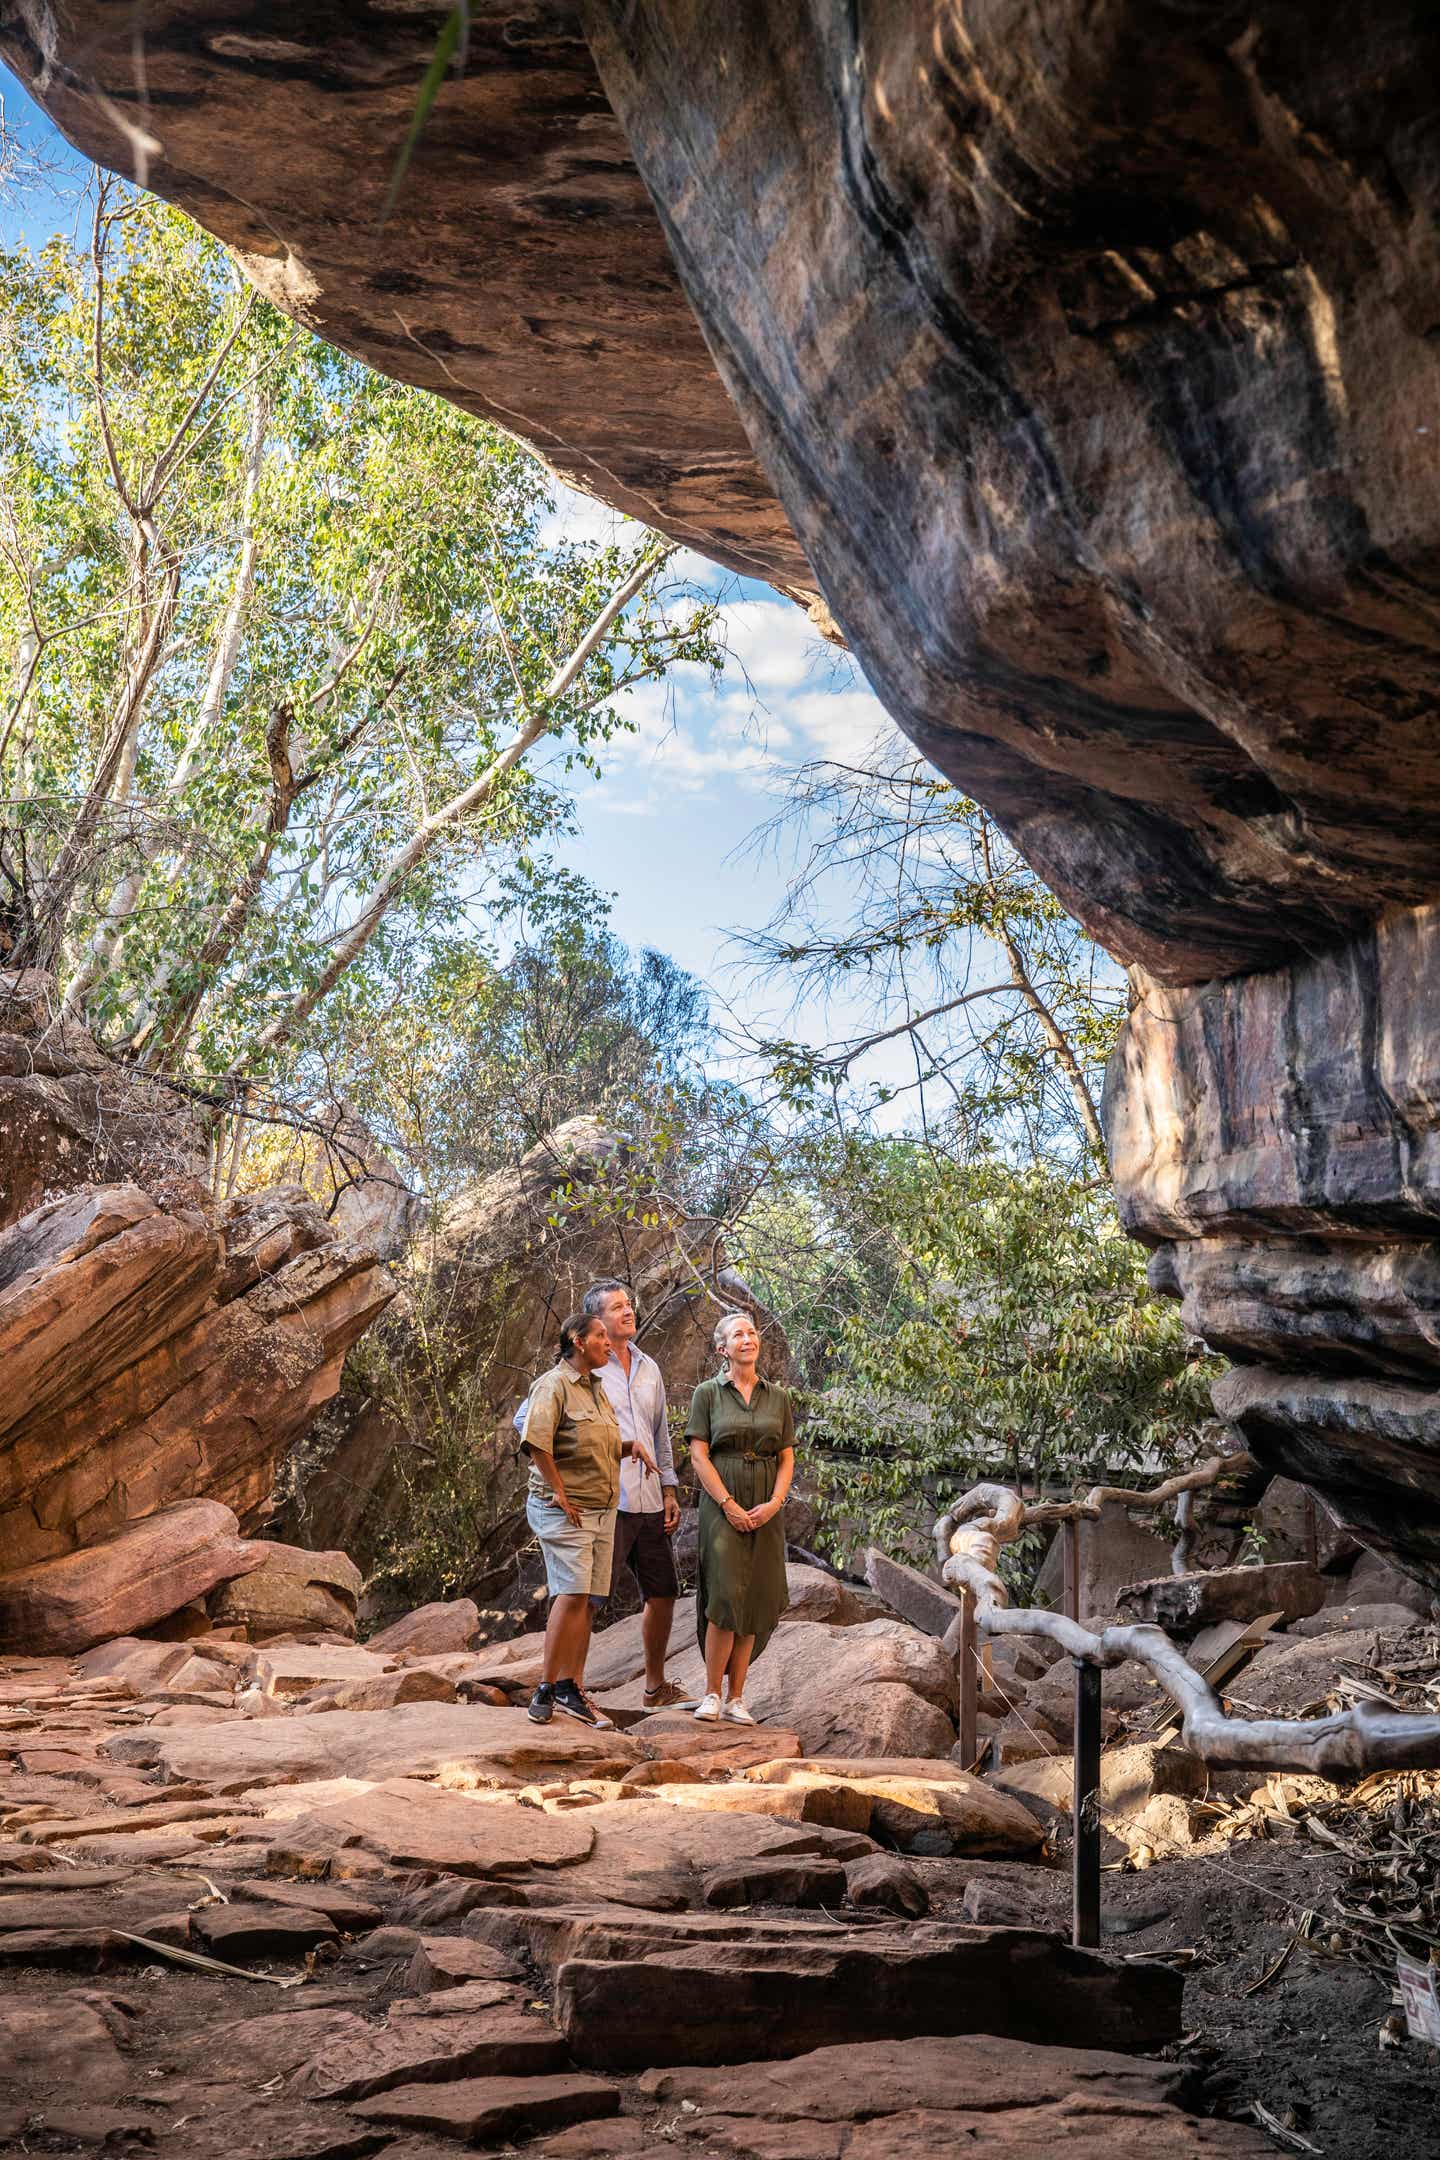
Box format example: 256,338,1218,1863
582,1278,634,1320
560,1309,606,1358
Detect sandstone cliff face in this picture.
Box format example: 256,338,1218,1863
0,1179,394,1574
12,10,1437,980
0,3,813,608
1107,902,1440,1587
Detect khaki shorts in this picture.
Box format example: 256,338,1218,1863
527,1491,617,1597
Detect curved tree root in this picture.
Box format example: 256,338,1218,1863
937,1481,1440,1775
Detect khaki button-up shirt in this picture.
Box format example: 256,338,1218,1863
522,1359,622,1511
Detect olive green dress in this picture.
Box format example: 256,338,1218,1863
686,1372,796,1658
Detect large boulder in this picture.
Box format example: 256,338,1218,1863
283,1117,788,1570
1115,1561,1326,1636
605,1614,959,1759
0,1179,393,1573
207,1541,362,1640
367,1599,482,1657
0,1499,265,1652
1111,910,1440,1591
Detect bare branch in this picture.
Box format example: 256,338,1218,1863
937,1480,1440,1774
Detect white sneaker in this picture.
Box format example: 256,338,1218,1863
694,1692,723,1722
723,1698,757,1724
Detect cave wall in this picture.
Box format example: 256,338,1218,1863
1107,901,1440,1585
9,2,1440,1583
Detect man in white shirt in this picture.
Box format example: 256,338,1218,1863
580,1277,685,1707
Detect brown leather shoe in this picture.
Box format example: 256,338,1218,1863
643,1680,689,1708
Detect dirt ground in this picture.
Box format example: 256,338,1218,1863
911,1827,1440,2160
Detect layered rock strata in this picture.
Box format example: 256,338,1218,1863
0,4,813,606
1108,902,1440,1588
9,9,1440,979
0,1179,393,1575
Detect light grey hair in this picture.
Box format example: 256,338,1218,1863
712,1309,755,1357
583,1278,635,1321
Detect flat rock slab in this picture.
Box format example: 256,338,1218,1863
702,1856,848,1909
193,1901,338,1959
1116,1562,1325,1635
152,2102,392,2160
743,1762,1043,1855
246,1645,398,1698
390,1979,525,2019
863,1549,965,1639
0,1867,129,1893
19,1797,258,1844
349,2072,620,2142
289,2008,568,2102
630,1719,803,1772
266,1778,596,1877
181,2009,377,2085
0,1990,130,2097
103,1701,644,1791
555,1922,1182,2068
368,1599,480,1657
406,1933,526,1990
467,1903,884,1975
233,1878,385,1929
0,1499,267,1655
637,2032,1270,2157
640,1779,872,1832
491,1799,874,1911
0,1924,133,1967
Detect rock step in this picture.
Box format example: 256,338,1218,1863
349,2071,621,2143
290,2009,570,2104
635,2032,1271,2156
465,1903,1181,2068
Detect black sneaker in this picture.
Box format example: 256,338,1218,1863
552,1679,602,1726
527,1682,556,1724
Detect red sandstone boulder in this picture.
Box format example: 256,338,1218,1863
0,1500,266,1653
368,1598,481,1657
207,1541,362,1640
0,1179,393,1576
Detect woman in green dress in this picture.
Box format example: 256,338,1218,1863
686,1309,795,1723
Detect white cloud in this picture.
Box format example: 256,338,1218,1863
715,597,834,696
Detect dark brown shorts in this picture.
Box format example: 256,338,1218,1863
615,1507,681,1601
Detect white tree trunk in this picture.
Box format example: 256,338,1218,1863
227,545,671,1083
61,390,270,1023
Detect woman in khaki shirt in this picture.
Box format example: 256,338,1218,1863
522,1309,622,1727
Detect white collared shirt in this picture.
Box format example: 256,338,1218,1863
598,1342,674,1514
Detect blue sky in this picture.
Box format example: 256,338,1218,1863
0,67,926,1100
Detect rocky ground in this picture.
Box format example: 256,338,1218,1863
0,1560,1436,2158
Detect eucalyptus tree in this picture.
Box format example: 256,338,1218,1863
739,748,1125,1164
0,183,716,1119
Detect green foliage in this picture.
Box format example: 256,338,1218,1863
0,185,717,1103
735,1132,1219,1571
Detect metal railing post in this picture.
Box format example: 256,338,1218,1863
1072,1656,1102,1948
